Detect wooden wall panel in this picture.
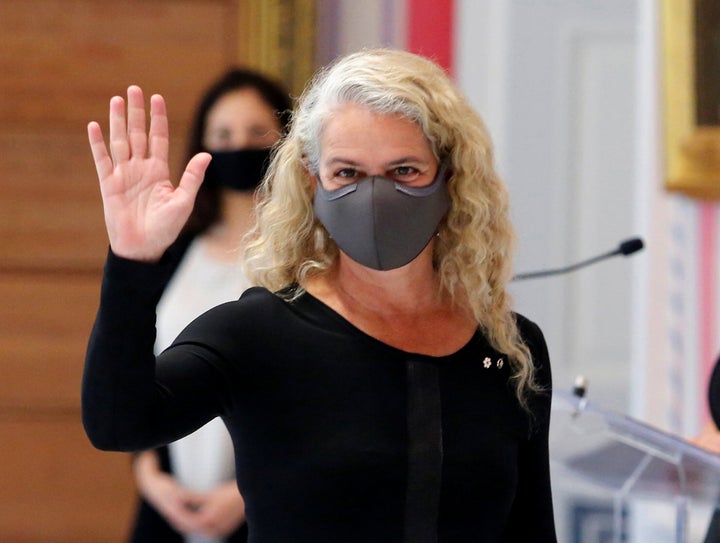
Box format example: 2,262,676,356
0,0,239,271
0,274,100,408
0,1,318,539
0,1,242,540
0,131,108,270
0,0,239,128
0,419,135,542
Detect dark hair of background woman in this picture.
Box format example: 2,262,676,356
182,68,293,236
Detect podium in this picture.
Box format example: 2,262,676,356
550,390,720,543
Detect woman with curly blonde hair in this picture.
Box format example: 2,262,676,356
83,48,557,542
246,48,540,408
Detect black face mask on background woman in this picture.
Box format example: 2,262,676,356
204,148,272,191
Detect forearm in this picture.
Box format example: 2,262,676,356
82,250,225,451
133,449,164,495
82,251,167,450
82,262,229,452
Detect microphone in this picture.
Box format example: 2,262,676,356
571,375,589,415
572,375,588,399
512,237,644,281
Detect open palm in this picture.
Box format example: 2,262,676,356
88,85,210,262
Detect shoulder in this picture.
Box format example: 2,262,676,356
514,312,553,390
172,286,309,345
183,286,285,326
514,314,549,363
163,287,289,367
514,313,546,352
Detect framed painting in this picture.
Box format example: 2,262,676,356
238,0,317,96
663,0,720,199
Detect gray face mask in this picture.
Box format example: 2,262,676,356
313,163,451,270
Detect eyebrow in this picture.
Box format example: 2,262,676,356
325,157,361,167
325,156,429,167
386,156,429,166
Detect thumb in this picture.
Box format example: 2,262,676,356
176,152,212,202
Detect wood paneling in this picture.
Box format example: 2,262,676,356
0,274,100,408
0,0,239,271
0,1,241,540
0,1,318,539
0,418,135,542
0,131,109,270
0,0,239,129
0,128,189,270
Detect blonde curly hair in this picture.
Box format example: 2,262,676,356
243,48,539,406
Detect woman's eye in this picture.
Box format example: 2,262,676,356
336,168,359,179
392,166,420,178
214,129,232,143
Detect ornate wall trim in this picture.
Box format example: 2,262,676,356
238,0,317,96
662,0,720,199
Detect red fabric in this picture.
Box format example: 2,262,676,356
406,0,454,77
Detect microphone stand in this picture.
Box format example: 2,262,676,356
512,237,644,281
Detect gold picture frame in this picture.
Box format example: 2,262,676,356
237,0,317,97
662,0,720,199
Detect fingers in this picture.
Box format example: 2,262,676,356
126,85,148,158
190,488,245,537
108,95,129,164
90,85,173,187
165,501,203,535
107,86,154,164
176,152,212,202
87,121,113,181
148,94,169,163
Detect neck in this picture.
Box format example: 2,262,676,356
304,244,478,356
215,190,256,240
201,190,256,260
330,246,444,314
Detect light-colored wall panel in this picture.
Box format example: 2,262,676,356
496,0,638,412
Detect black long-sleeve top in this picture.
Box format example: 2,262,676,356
82,251,557,543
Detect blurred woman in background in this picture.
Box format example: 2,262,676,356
127,68,291,543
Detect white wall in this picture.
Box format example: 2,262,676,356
456,1,711,540
457,0,640,413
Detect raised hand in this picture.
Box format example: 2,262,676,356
88,85,211,262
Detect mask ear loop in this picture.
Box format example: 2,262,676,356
430,157,452,241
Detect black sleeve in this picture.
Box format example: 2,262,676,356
82,250,230,452
502,318,557,542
